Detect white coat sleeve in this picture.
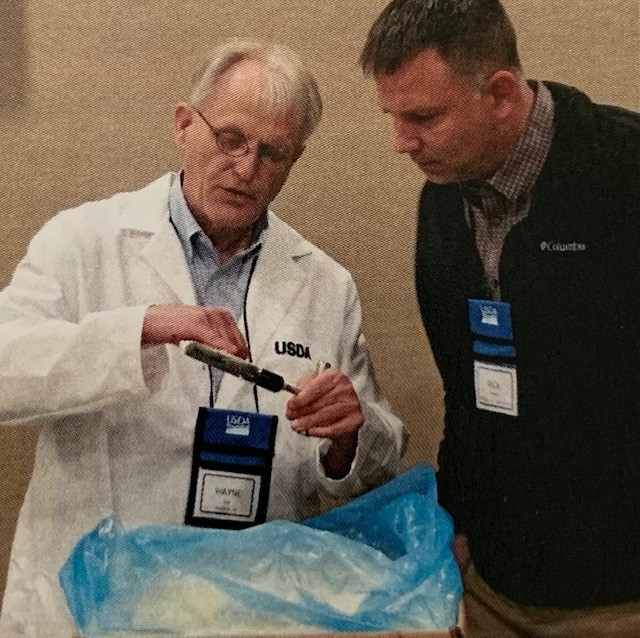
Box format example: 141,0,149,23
315,276,409,497
0,215,167,427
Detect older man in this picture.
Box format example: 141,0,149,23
0,39,406,636
361,1,639,637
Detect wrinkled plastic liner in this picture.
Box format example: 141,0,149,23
60,464,462,635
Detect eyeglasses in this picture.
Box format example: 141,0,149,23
192,107,297,168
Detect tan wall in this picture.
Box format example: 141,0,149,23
1,0,638,602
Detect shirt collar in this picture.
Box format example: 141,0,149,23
169,171,268,264
488,81,555,203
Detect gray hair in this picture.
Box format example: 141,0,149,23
360,0,521,79
190,39,323,143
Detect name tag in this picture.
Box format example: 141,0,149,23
468,299,518,417
474,361,518,417
185,407,277,530
195,470,261,521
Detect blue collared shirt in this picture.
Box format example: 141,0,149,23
168,173,267,402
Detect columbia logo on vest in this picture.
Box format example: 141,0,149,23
540,241,587,252
274,341,312,359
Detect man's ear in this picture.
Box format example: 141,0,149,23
173,103,193,148
486,70,520,119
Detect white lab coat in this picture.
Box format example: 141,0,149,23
0,173,407,637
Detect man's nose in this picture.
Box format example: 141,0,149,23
232,151,261,181
392,120,421,154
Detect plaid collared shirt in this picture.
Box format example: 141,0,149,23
460,82,555,299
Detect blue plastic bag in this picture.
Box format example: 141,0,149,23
60,464,462,635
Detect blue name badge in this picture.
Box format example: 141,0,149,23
468,299,518,416
185,407,278,530
468,299,513,341
468,299,516,359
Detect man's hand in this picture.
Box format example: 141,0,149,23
286,368,364,478
141,304,248,358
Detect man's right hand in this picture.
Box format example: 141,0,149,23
141,304,249,359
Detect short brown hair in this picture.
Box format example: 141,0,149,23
360,0,521,78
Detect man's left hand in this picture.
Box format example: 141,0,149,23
286,368,364,438
285,368,364,478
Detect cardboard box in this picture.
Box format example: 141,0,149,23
104,607,466,638
99,631,464,638
74,631,465,638
192,604,467,638
274,628,465,638
73,613,466,638
74,633,464,638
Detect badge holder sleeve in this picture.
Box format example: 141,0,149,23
185,406,278,530
468,299,519,417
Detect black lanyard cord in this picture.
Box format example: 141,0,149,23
243,254,261,413
208,252,261,412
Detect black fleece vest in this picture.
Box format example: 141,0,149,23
416,83,640,607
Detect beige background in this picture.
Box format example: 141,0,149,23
0,0,638,602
